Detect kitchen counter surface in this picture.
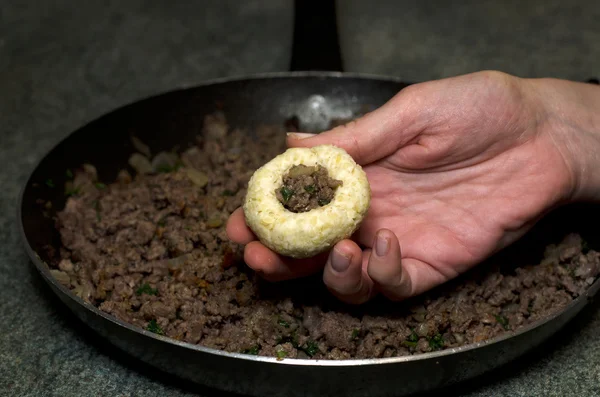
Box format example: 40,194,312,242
2,1,599,396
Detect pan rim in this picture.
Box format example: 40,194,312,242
16,71,600,368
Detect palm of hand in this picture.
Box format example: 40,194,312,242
355,73,573,294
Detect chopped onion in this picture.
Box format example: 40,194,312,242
151,151,179,172
185,168,209,188
287,165,318,178
416,323,430,337
206,217,223,228
412,313,426,323
50,269,71,287
130,136,151,158
128,153,153,174
82,164,98,181
166,254,193,270
453,333,465,344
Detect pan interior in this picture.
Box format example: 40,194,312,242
19,73,600,364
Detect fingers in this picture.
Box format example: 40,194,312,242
286,90,421,165
322,240,374,304
225,207,255,245
366,229,411,301
243,241,328,282
227,207,326,280
366,229,451,301
322,230,450,304
229,210,448,303
321,231,411,304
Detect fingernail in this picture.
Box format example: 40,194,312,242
286,132,316,139
331,248,351,273
375,233,390,257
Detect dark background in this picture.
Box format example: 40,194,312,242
2,1,600,396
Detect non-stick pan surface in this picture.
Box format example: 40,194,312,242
18,71,600,397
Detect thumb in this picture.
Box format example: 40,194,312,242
286,89,420,165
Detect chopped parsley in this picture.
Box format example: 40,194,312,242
276,350,287,360
280,186,294,202
222,189,235,196
277,318,290,328
65,169,74,179
428,334,444,350
242,345,260,355
351,329,360,340
495,315,510,330
301,340,319,357
304,185,315,193
318,198,330,206
147,319,164,335
93,200,101,221
407,330,419,342
95,182,107,189
277,334,299,348
65,187,81,197
45,179,55,188
402,331,419,348
136,283,158,296
156,162,183,173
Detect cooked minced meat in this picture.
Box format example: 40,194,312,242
276,165,342,213
49,111,600,360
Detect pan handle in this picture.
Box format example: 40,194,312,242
289,0,344,72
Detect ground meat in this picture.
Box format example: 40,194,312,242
50,111,600,360
276,165,342,213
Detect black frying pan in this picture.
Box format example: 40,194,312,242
17,1,600,396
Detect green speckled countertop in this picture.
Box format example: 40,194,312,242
2,1,600,396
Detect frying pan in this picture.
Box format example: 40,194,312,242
17,1,600,396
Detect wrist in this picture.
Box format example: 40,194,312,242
525,77,600,202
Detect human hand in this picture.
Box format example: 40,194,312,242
227,70,600,304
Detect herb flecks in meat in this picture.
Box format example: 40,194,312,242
280,186,294,203
428,334,444,351
51,112,600,360
301,340,319,357
136,283,158,296
495,315,510,330
147,319,164,335
222,189,235,197
276,164,342,213
242,345,260,355
65,187,81,197
92,200,101,221
402,330,419,348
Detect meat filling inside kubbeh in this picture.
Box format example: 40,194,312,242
276,164,343,213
